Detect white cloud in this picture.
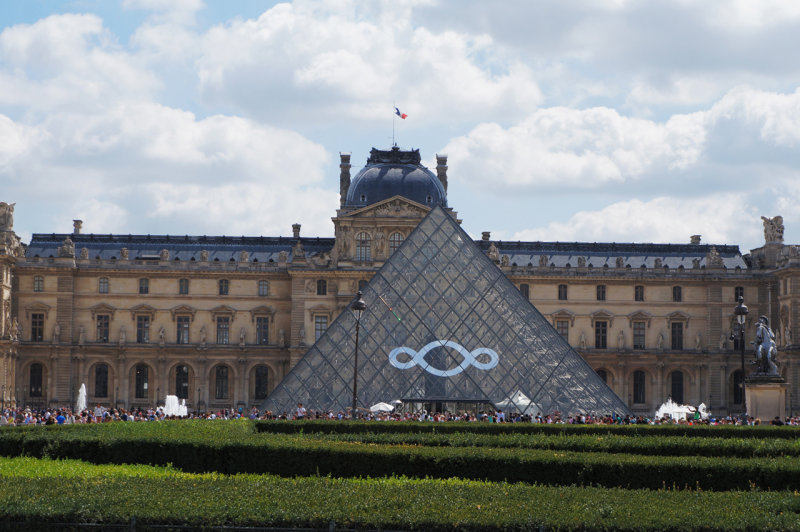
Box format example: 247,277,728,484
512,195,760,246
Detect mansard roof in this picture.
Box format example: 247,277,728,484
25,233,335,263
477,240,748,270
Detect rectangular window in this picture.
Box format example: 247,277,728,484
216,317,230,344
139,278,149,295
633,321,646,349
596,285,606,301
594,321,607,349
176,316,190,344
30,313,44,342
219,279,229,295
96,315,109,343
556,320,569,341
258,280,269,296
316,279,327,295
314,315,328,341
671,322,684,350
33,276,44,292
98,277,109,294
672,286,682,302
256,316,269,345
558,284,568,300
520,283,530,299
634,285,644,302
734,286,744,302
136,316,150,343
215,366,229,400
179,279,189,295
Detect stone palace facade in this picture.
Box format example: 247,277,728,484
1,147,799,416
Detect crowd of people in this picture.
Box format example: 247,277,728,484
2,402,800,426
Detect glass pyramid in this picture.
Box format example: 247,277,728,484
262,206,631,417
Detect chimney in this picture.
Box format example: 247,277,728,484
436,154,448,192
339,153,351,207
690,235,701,245
73,220,83,235
482,231,491,241
292,223,301,239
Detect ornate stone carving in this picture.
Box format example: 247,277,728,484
500,255,509,267
577,257,586,267
239,328,246,347
539,255,549,267
9,318,20,342
278,250,288,263
615,257,624,268
0,202,14,231
374,231,385,254
58,237,75,258
78,326,85,346
579,332,586,350
119,326,126,346
292,240,305,259
617,330,625,350
120,247,129,260
199,250,209,262
305,280,315,293
487,243,499,262
692,258,700,269
52,322,60,344
705,246,724,268
158,326,166,346
199,325,207,347
80,247,89,259
762,215,784,243
239,250,249,262
160,249,169,261
653,258,662,268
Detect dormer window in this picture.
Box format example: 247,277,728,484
426,195,432,204
360,194,366,202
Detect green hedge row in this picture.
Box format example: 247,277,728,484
1,421,799,491
1,457,799,531
299,430,800,458
256,419,800,438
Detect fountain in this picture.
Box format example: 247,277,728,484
162,395,188,417
76,383,87,413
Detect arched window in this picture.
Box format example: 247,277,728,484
670,370,684,404
389,232,404,254
633,370,646,404
316,279,327,295
732,370,744,405
355,232,371,261
175,365,189,400
29,363,43,397
98,277,109,294
254,365,269,400
33,275,44,292
135,364,149,399
596,369,608,384
215,366,229,400
94,364,109,398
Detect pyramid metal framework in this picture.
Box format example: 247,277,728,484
262,206,631,416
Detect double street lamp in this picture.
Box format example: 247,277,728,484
734,296,749,422
351,291,367,419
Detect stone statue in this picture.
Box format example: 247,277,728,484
692,258,700,269
199,250,209,262
761,215,784,243
656,333,664,350
695,332,702,351
539,255,549,267
119,326,126,346
278,250,288,263
160,249,169,261
753,315,779,375
239,328,246,347
500,255,509,267
617,330,625,350
239,250,249,262
0,202,14,231
58,237,75,258
279,328,285,346
199,325,207,347
615,257,624,268
577,257,586,267
787,326,792,346
487,243,499,262
120,247,129,260
719,333,726,350
9,318,20,342
706,246,724,268
80,247,89,259
52,322,60,344
292,240,305,259
654,258,662,269
375,231,385,254
299,327,306,345
78,326,86,346
158,326,166,346
579,332,586,350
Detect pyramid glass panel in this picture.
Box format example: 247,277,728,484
262,206,631,416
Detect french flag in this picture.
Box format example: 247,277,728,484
395,107,408,119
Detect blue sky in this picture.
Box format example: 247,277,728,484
2,0,800,252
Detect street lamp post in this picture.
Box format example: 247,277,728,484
351,291,366,419
734,296,749,423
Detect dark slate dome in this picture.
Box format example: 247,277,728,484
345,147,447,208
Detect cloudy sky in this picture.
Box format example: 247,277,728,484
2,0,800,252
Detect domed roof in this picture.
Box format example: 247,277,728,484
345,147,447,209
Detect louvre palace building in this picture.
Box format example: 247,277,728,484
1,146,799,416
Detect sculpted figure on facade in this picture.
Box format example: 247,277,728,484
487,243,499,262
120,247,129,260
753,315,779,375
160,249,169,261
58,237,75,258
52,322,60,344
653,258,662,269
199,326,207,347
615,257,624,268
762,215,784,243
500,255,509,267
706,247,724,268
239,328,246,347
577,256,586,267
78,326,86,346
617,330,625,350
278,250,288,263
80,247,89,260
692,258,701,269
292,240,305,259
0,202,14,231
199,250,209,262
119,326,126,346
9,318,20,342
279,328,285,347
656,333,664,350
719,333,727,350
695,332,702,351
305,280,315,293
158,326,166,346
539,255,549,267
579,331,586,350
239,250,249,262
374,231,385,254
299,327,306,345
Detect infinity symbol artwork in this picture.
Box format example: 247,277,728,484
388,340,499,377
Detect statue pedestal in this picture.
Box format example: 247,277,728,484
745,377,787,422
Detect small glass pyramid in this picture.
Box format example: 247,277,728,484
262,206,631,417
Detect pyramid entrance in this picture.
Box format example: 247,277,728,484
262,206,630,417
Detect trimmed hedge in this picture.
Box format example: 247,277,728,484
1,457,799,531
1,421,800,490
